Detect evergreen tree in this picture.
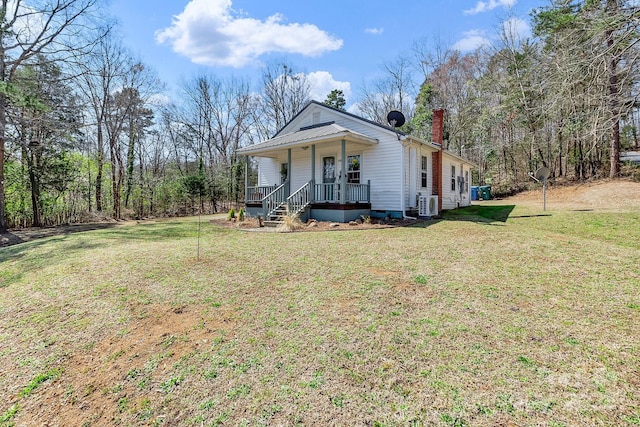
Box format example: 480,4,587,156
324,89,347,110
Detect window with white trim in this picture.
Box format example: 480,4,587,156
421,156,428,188
451,165,456,191
464,170,469,193
347,155,360,184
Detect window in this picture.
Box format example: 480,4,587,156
347,155,360,184
421,155,428,188
280,163,288,184
464,171,469,193
451,165,456,191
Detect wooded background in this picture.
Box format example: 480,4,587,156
0,0,638,230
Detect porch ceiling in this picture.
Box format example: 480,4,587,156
237,123,378,157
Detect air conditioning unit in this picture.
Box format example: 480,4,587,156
418,195,438,217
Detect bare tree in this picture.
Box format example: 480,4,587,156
533,0,640,179
254,60,311,139
104,62,161,219
76,33,128,213
357,54,417,126
173,74,255,210
76,32,162,219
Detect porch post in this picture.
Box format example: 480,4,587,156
287,148,292,196
340,139,346,204
310,144,316,202
244,156,249,202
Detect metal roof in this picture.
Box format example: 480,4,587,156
237,122,378,156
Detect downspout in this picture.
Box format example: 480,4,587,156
340,139,346,204
310,144,316,203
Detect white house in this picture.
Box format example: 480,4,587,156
238,101,474,224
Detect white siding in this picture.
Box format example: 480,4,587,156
441,157,456,210
459,164,472,207
258,157,280,186
288,104,405,211
366,135,402,211
308,135,403,211
419,149,433,197
441,154,472,210
290,149,312,192
257,103,477,213
402,144,438,209
408,147,417,208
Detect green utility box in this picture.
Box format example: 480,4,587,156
479,185,492,200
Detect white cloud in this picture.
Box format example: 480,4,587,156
346,102,361,115
155,0,343,68
306,71,351,103
365,27,384,35
5,0,45,45
452,30,491,52
501,17,531,40
464,0,516,15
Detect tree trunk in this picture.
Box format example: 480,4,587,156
124,120,136,208
608,53,620,178
96,125,104,211
0,93,6,232
607,0,620,178
110,138,122,219
137,142,144,218
27,148,42,227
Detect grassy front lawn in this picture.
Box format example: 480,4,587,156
1,203,639,426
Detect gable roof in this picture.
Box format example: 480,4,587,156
274,100,407,138
237,100,474,167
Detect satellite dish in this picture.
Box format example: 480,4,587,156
387,110,405,128
535,167,551,181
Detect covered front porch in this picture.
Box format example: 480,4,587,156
246,179,371,223
238,122,378,224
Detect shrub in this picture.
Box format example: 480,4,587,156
227,208,235,220
621,162,640,182
238,208,245,221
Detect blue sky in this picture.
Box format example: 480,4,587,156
109,0,547,105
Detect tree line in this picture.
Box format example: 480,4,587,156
0,0,638,231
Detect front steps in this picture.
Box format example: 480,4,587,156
263,205,288,227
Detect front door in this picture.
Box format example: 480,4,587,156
323,156,336,201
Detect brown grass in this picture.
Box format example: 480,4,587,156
0,180,639,426
275,214,305,232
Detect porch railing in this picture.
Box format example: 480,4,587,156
313,180,370,203
287,181,312,217
346,181,371,202
248,180,370,217
314,183,339,202
246,185,277,203
263,182,288,219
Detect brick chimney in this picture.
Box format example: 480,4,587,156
431,110,444,212
432,109,444,146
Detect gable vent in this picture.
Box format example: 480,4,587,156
300,121,335,131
